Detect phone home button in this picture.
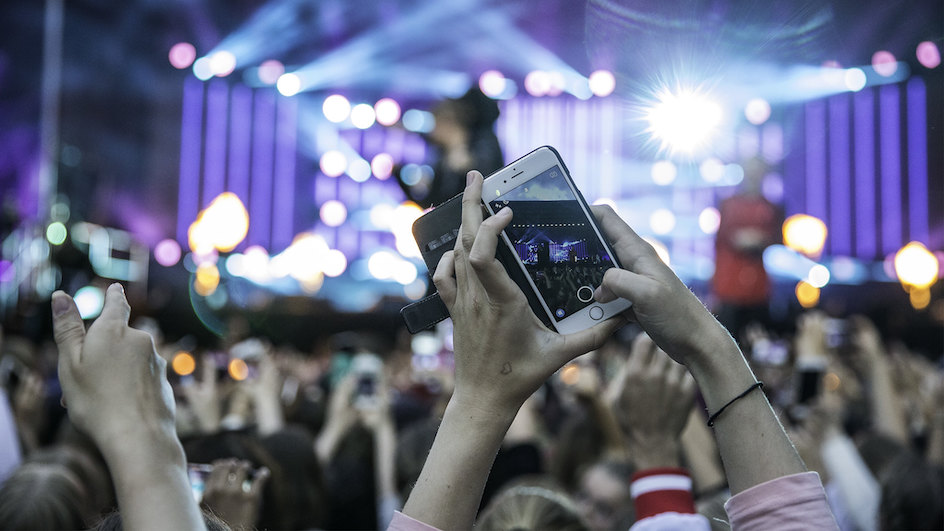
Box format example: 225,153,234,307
588,306,604,320
576,286,595,303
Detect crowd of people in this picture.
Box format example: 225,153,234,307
0,171,941,530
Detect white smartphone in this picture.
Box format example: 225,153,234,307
480,146,632,334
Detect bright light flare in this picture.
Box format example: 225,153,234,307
645,88,723,154
807,264,831,288
192,57,213,81
374,98,401,126
188,192,249,253
320,150,347,177
479,70,507,98
698,207,721,234
371,153,394,180
46,222,67,245
74,286,105,319
321,95,351,123
744,98,771,125
277,73,301,96
169,42,196,69
843,68,867,92
320,200,347,227
348,159,372,182
322,249,348,277
525,70,552,96
588,70,616,97
350,104,376,129
894,242,938,289
871,51,898,77
650,160,677,185
172,351,196,376
209,51,236,77
783,214,828,258
699,158,725,182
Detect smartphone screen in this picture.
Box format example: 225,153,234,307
487,165,619,322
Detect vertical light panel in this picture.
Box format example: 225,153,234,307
272,96,298,251
228,85,252,207
203,81,229,203
177,77,204,243
828,94,851,255
879,84,902,255
853,90,876,258
804,101,828,221
906,77,929,244
249,91,276,248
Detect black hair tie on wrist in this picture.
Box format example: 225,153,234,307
706,381,764,427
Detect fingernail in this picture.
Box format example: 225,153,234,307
111,283,125,294
52,293,70,316
466,171,476,187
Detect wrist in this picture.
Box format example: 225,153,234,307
446,392,519,431
628,437,682,469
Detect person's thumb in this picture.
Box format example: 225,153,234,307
52,291,85,364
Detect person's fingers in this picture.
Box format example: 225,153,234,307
432,251,457,309
594,267,653,304
99,283,131,325
468,207,521,300
458,171,485,253
590,205,658,266
627,332,655,373
52,291,85,365
552,314,626,370
249,466,270,496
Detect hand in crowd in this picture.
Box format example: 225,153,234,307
182,358,222,434
201,458,270,530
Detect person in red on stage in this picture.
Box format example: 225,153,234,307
712,157,782,342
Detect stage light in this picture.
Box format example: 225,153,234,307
402,109,435,133
894,242,938,290
699,158,725,183
393,261,418,285
370,204,395,229
192,57,214,81
74,286,105,319
547,71,566,96
350,103,376,129
917,41,941,69
645,88,723,154
744,98,771,125
783,214,828,258
525,70,551,96
560,364,580,385
257,60,284,85
650,160,677,185
320,200,347,227
374,98,401,126
588,70,616,97
194,263,220,296
368,251,398,280
479,70,506,98
392,202,424,258
228,359,249,381
169,42,196,69
348,158,371,182
46,222,67,245
371,153,394,180
843,68,867,92
323,249,347,277
807,264,831,288
209,51,236,77
795,280,820,308
320,150,347,177
400,164,423,186
650,209,676,235
322,94,351,123
871,51,898,77
172,351,196,376
698,207,721,234
242,246,271,283
207,193,250,253
154,239,182,267
910,287,931,310
276,73,301,96
404,279,427,301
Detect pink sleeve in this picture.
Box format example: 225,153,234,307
724,471,838,531
386,511,442,531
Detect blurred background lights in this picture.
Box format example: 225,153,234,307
894,242,938,289
171,351,196,376
871,50,898,77
796,280,820,308
547,71,566,96
74,286,105,319
319,150,348,177
322,249,348,277
400,163,423,186
843,68,867,91
371,153,394,180
650,160,677,185
154,238,182,267
698,207,721,234
228,359,249,381
194,263,220,296
347,158,372,182
168,42,196,69
646,89,723,153
649,208,676,235
916,41,941,69
478,70,507,98
782,214,828,258
319,200,348,227
368,251,399,280
699,158,725,182
322,94,351,123
276,73,301,96
404,279,428,301
192,57,214,81
374,98,402,126
208,50,236,77
744,98,772,125
588,70,616,97
46,222,67,245
393,261,418,285
391,202,424,258
524,70,552,96
257,59,284,85
188,192,249,253
402,109,435,133
350,103,376,129
807,264,831,288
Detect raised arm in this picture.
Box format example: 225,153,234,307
52,284,206,531
400,171,623,530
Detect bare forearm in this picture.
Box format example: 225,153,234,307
402,396,515,529
868,363,909,443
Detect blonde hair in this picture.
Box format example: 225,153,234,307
476,480,588,531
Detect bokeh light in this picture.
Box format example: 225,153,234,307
188,192,250,253
172,351,196,376
46,222,67,245
479,70,507,98
154,238,182,267
320,200,348,227
350,103,376,129
74,286,105,319
559,364,580,385
322,94,351,123
320,150,348,177
209,50,236,77
368,251,399,280
192,57,214,81
700,158,725,183
276,73,301,96
916,41,941,69
796,280,820,308
374,98,401,126
871,50,898,77
257,60,284,85
588,70,616,97
807,264,831,288
844,68,867,92
744,98,772,125
649,209,676,235
371,153,394,180
894,242,938,289
645,88,723,154
322,249,348,277
547,71,566,96
698,207,721,234
194,263,220,296
228,359,249,381
402,109,435,133
782,214,828,258
169,42,196,69
650,160,677,185
524,70,552,96
348,158,372,182
391,202,424,258
910,288,931,310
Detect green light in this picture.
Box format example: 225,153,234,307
46,222,68,245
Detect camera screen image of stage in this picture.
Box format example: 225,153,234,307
489,166,616,320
